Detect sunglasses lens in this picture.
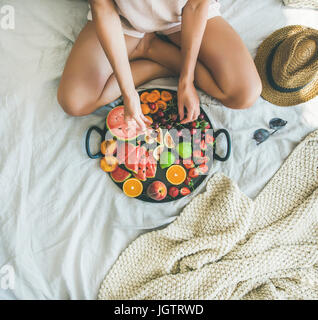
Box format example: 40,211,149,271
253,129,270,144
269,118,287,130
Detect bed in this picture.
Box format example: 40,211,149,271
0,0,317,299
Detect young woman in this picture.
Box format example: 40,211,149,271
58,0,262,130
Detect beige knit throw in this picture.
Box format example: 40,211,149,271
98,130,318,300
283,0,318,9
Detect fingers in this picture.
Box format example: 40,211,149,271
134,115,147,132
125,114,146,132
180,112,194,124
180,105,200,124
141,114,152,126
178,99,184,121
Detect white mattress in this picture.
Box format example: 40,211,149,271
0,0,317,299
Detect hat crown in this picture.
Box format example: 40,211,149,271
272,32,318,89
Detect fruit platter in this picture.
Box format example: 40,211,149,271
86,89,231,202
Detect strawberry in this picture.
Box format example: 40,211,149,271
169,186,179,198
205,134,215,145
199,164,209,174
180,187,191,196
188,167,200,179
190,128,197,135
200,140,207,151
184,177,192,186
183,159,195,169
193,150,203,158
195,156,210,165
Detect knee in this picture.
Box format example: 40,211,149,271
57,85,89,117
222,77,262,110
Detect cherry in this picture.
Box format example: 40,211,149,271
166,124,172,130
149,103,156,110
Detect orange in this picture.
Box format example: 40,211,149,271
141,103,151,115
145,115,153,124
147,92,160,103
123,178,143,197
166,165,186,185
156,100,167,110
161,90,173,102
140,92,149,103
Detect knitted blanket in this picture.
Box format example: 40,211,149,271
98,130,318,300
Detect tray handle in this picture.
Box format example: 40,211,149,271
85,126,104,159
213,129,231,162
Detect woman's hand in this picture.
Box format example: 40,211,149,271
123,90,151,132
178,80,200,124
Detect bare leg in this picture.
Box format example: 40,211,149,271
57,22,173,116
145,17,262,109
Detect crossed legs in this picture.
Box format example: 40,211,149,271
58,17,262,116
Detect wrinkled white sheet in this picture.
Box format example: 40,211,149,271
0,0,317,299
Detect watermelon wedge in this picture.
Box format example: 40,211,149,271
134,154,147,181
106,106,143,141
124,144,143,174
110,167,131,183
146,154,157,178
116,142,136,164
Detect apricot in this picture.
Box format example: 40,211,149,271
161,91,173,102
100,156,118,172
101,139,117,156
141,103,151,115
156,100,167,110
146,92,160,103
140,92,149,103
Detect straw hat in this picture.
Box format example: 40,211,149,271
254,25,318,106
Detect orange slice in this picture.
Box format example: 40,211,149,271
141,103,151,115
147,92,160,103
161,90,173,102
123,178,143,198
140,92,149,103
156,100,167,110
166,165,186,185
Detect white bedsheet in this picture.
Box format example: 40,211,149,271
0,0,317,299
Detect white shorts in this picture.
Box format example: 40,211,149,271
87,2,221,39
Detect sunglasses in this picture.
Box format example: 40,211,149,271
253,118,287,145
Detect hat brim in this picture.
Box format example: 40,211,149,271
254,25,318,107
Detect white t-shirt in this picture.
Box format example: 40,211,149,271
88,0,221,38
